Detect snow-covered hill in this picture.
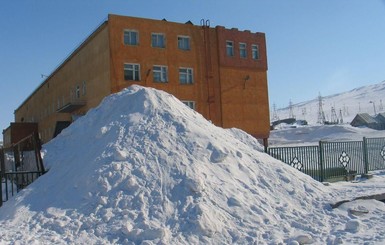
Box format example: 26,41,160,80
1,86,385,244
273,80,385,124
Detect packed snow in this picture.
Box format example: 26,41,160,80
1,85,385,244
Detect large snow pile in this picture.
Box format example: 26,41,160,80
1,85,385,244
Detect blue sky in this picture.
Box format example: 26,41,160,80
1,0,385,133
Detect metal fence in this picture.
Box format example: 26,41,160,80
1,132,46,206
267,137,385,182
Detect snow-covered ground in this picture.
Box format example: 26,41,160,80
1,86,385,244
270,123,385,146
273,80,385,124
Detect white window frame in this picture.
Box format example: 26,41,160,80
124,29,139,45
179,67,194,84
152,33,165,48
182,101,196,110
124,63,141,81
226,41,234,56
252,44,260,60
239,42,247,58
75,85,80,99
178,36,190,50
153,65,168,83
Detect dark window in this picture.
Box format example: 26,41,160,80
178,36,190,50
152,33,165,48
179,68,193,84
252,45,260,60
239,43,247,58
182,101,196,110
124,30,138,45
226,41,234,56
153,65,168,82
124,63,140,81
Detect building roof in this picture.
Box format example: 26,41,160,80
375,112,385,122
14,19,108,113
351,113,378,126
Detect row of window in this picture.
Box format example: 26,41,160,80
72,81,87,100
226,41,260,59
124,30,261,60
124,64,194,84
124,30,191,50
22,81,87,125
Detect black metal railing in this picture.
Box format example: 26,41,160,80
1,171,45,202
1,132,45,206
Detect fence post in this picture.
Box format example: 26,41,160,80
0,148,4,207
319,141,324,182
363,137,369,174
32,132,45,173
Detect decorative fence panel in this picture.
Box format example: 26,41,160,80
268,146,321,180
267,137,385,182
365,137,385,171
320,141,366,179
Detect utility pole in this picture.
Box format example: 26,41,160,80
317,93,326,124
289,100,295,119
369,101,377,115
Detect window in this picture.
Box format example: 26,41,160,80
76,85,80,99
252,45,259,60
178,36,190,50
152,33,165,48
124,63,140,81
153,65,168,83
179,68,193,84
124,30,139,45
239,43,247,58
226,41,234,56
182,101,196,110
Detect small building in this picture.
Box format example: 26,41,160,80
375,113,385,130
2,123,38,148
4,14,271,146
350,113,381,130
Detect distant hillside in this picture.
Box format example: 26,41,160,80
272,80,385,125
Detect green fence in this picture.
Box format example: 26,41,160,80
267,137,385,182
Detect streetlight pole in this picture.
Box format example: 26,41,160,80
369,101,377,115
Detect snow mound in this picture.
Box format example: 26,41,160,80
0,85,331,244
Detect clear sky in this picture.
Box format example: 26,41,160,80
1,0,385,133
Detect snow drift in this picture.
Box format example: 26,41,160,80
0,86,354,244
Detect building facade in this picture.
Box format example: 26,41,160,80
5,14,270,147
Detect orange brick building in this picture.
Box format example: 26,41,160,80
4,14,270,147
